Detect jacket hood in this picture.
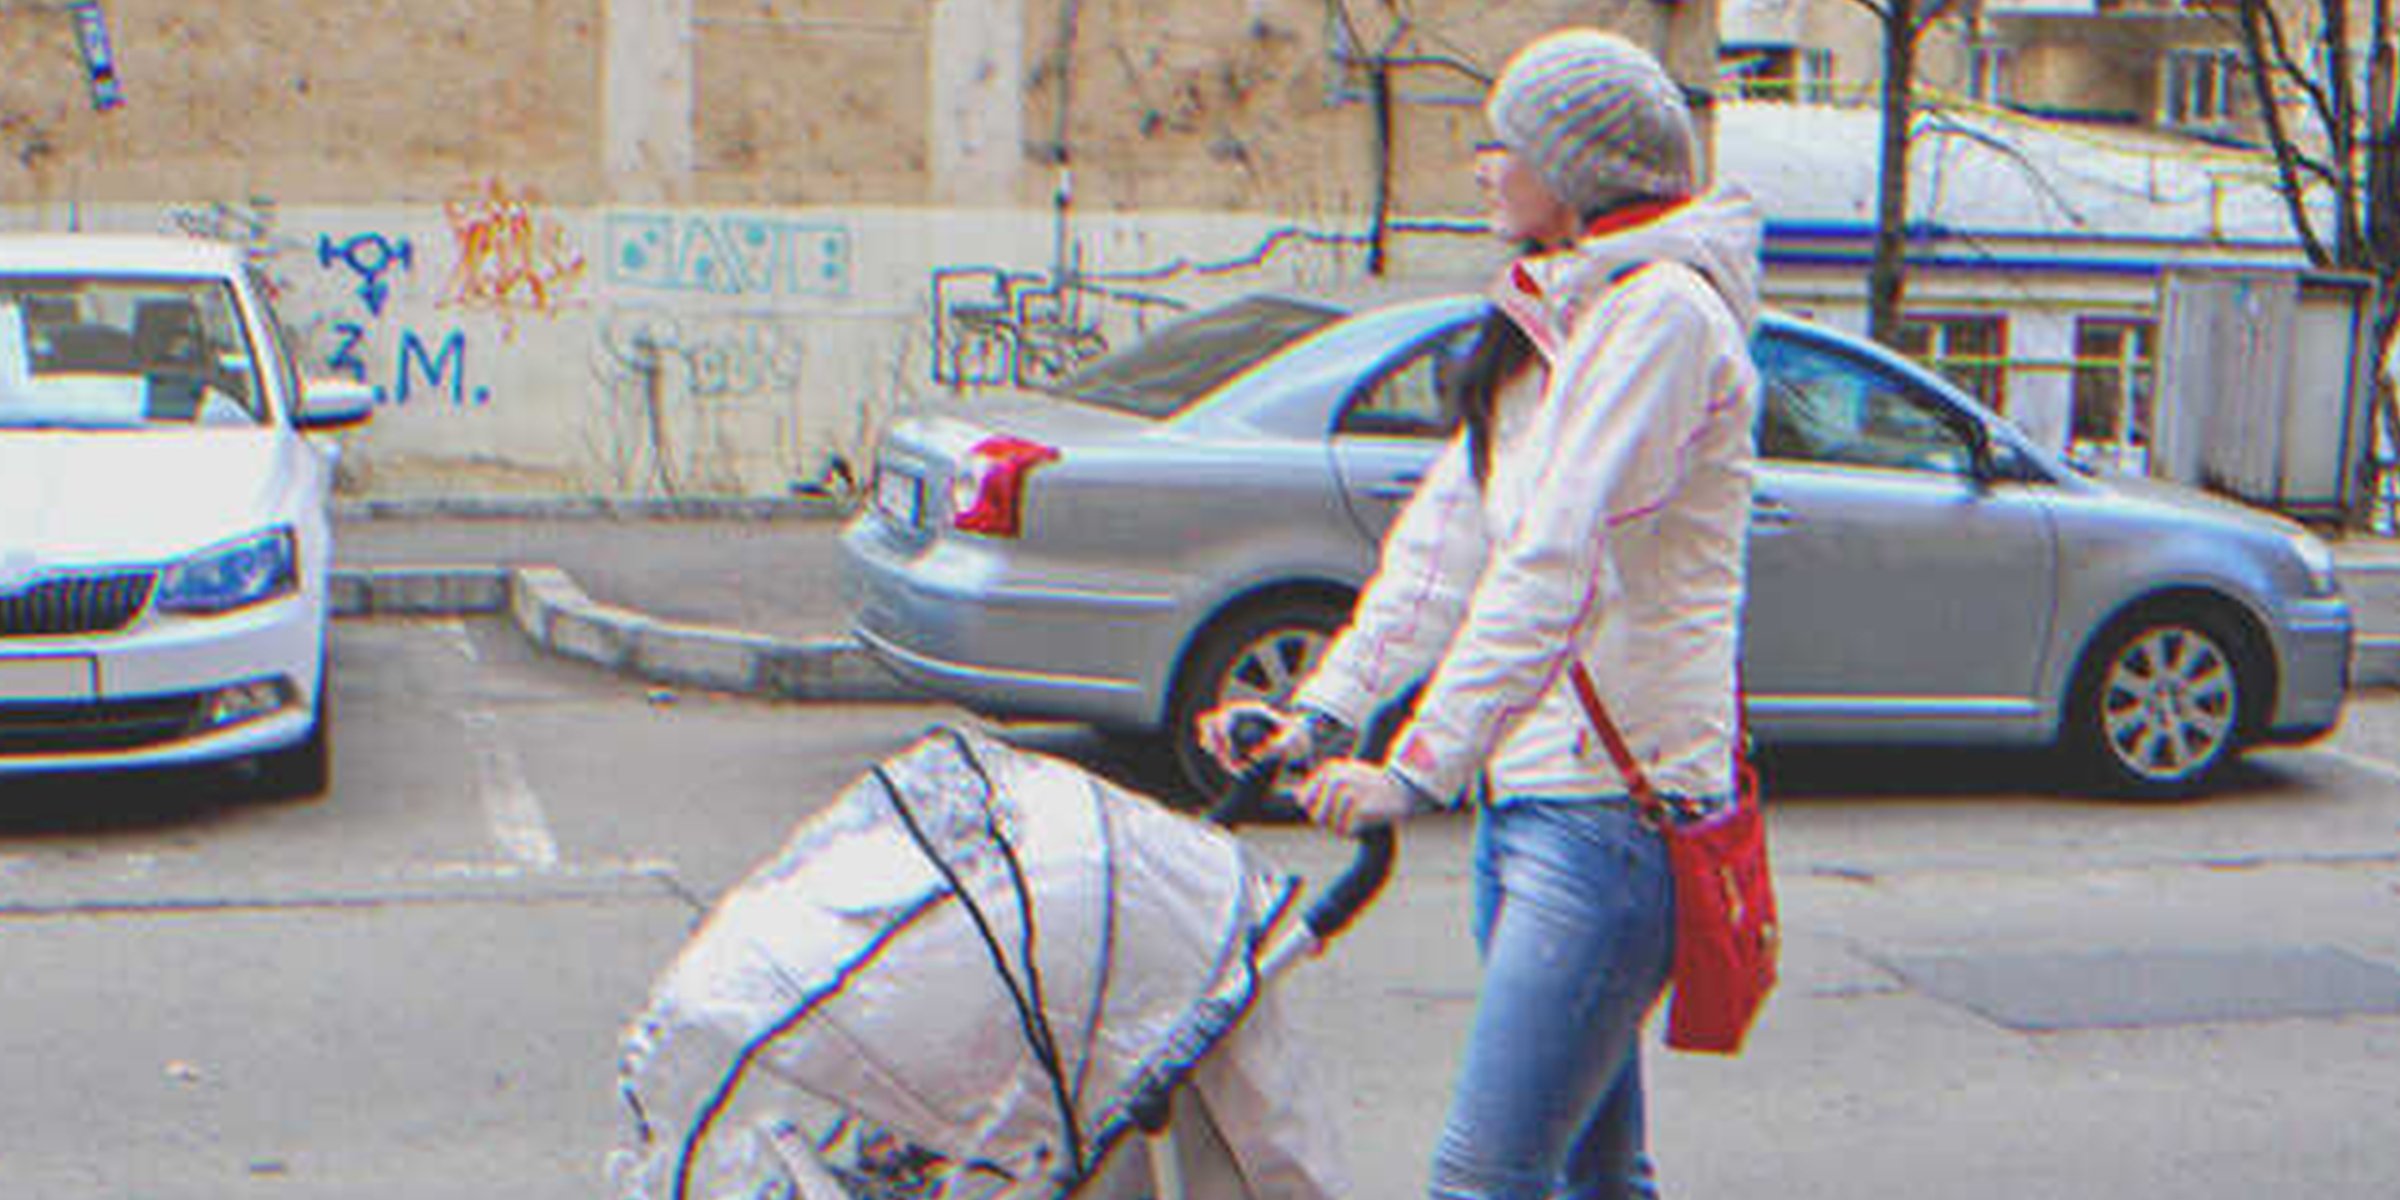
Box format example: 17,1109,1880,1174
1517,184,1766,334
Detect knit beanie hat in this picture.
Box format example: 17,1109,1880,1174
1486,29,1696,219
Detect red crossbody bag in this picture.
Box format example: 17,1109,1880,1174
1567,661,1779,1054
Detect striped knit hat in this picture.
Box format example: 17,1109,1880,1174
1486,29,1695,219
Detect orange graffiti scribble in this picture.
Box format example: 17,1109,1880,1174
442,178,587,335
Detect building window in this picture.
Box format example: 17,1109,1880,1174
2162,47,2243,127
1894,314,2009,412
2070,317,2154,471
1798,48,1834,100
1970,46,2015,105
1723,46,1836,102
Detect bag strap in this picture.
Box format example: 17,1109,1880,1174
1567,660,1668,824
1566,660,1755,823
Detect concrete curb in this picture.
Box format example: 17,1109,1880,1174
331,565,923,703
2358,635,2400,689
329,566,510,618
2342,561,2400,688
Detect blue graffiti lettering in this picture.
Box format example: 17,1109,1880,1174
318,233,415,316
606,214,849,298
325,326,493,408
395,329,489,406
328,322,371,383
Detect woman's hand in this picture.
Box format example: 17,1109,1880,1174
1296,759,1420,837
1195,700,1309,773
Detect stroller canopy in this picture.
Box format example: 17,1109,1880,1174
614,727,1312,1200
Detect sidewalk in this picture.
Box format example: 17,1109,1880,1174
335,507,852,643
331,503,2400,700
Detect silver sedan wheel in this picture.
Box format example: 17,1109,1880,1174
1169,599,1344,805
2097,624,2238,785
1213,626,1331,710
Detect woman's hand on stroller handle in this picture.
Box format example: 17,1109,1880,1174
1196,700,1308,773
1203,718,1400,950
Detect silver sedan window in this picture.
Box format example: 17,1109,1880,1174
1757,335,1975,476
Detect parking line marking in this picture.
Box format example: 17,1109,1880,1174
435,619,557,868
440,618,484,666
461,709,559,870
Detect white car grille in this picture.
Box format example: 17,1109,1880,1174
0,691,205,755
0,572,156,638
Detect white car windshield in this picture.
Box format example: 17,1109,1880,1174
0,275,266,430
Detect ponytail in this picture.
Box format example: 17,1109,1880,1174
1442,308,1537,488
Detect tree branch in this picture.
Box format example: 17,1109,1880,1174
1840,0,1896,28
2254,0,2343,142
1914,111,2091,227
2294,150,2345,189
1917,0,1968,36
2235,0,2334,264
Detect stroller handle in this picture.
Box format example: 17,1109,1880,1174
1208,714,1397,946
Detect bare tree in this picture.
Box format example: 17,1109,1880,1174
1848,0,1968,347
2231,0,2400,523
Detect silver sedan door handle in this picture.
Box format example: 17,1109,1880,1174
1752,495,1798,527
1364,472,1425,500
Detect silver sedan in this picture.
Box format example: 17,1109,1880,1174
843,294,2353,800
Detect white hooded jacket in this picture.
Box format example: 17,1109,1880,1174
1294,187,1765,803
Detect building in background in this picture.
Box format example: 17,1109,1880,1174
1715,0,2386,497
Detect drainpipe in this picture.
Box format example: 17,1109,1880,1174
1369,56,1393,277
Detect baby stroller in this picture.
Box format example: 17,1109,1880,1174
611,723,1393,1200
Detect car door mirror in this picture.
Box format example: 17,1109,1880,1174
296,377,376,430
1981,439,2051,487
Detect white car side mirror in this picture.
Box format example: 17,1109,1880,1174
296,377,376,430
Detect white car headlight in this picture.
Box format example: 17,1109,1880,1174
2282,527,2339,597
156,528,298,615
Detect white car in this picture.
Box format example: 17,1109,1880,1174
0,235,373,798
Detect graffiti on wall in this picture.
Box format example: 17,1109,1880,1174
588,306,808,496
306,221,496,409
442,178,587,331
328,322,494,407
930,267,1184,390
607,213,851,299
598,309,805,400
317,233,413,316
167,199,301,300
922,225,1394,392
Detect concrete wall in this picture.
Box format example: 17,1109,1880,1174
0,0,608,203
2,196,1506,495
2,0,1718,497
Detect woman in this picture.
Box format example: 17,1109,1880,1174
1198,28,1764,1200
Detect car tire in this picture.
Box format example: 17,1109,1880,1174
255,666,332,802
1166,597,1346,807
2064,604,2254,799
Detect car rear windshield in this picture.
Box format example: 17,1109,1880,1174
1051,296,1344,418
0,275,265,430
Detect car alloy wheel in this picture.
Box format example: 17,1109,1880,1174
1219,626,1331,710
2072,609,2247,797
1167,598,1343,806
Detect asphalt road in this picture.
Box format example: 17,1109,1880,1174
2,619,2397,1198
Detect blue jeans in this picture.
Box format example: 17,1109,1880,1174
1428,797,1675,1200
